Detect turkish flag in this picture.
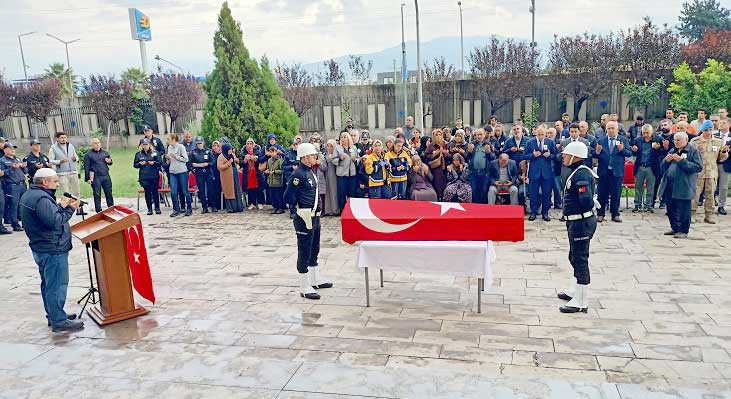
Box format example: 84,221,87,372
115,206,156,304
341,198,524,244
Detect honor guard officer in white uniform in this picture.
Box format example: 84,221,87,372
284,142,333,300
558,142,598,313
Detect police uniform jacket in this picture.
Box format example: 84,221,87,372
23,152,50,179
133,149,162,182
139,136,165,153
284,162,320,212
190,147,215,175
0,155,27,186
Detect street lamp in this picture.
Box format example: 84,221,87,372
458,1,464,80
415,0,423,131
18,31,36,83
400,3,408,126
46,33,80,95
154,55,184,74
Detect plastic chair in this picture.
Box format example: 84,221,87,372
188,171,199,209
621,160,635,209
137,172,170,210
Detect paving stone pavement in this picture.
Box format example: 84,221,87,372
2,199,731,398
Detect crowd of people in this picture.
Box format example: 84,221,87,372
1,107,730,239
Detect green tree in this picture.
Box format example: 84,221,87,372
667,60,731,113
678,0,731,42
622,78,666,118
43,62,77,96
201,2,298,146
121,67,151,130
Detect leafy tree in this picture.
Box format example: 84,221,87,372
149,73,203,132
43,62,77,97
274,62,315,117
618,18,681,83
348,55,373,84
201,2,298,146
423,57,456,99
318,59,346,86
622,78,666,118
678,0,731,42
682,29,731,67
468,37,538,115
548,32,622,120
0,74,16,120
85,75,138,148
121,67,151,131
667,60,731,113
15,78,63,139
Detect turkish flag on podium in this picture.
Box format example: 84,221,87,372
116,206,156,304
341,198,524,244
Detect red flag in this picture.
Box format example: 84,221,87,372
115,206,156,304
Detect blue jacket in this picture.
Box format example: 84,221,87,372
282,148,299,183
504,135,530,164
631,136,662,176
488,159,519,187
593,135,632,178
523,137,557,180
19,185,75,254
659,144,703,201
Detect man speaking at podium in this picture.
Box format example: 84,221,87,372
19,168,85,332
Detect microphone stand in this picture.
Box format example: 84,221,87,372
75,201,98,318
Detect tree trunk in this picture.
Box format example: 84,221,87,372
574,97,587,122
105,120,113,150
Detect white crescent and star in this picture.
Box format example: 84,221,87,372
349,198,465,234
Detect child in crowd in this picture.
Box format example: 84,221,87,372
364,140,391,199
386,139,412,200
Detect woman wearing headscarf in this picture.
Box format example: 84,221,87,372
323,138,340,215
217,142,244,212
407,154,437,201
444,153,472,203
449,129,468,158
418,135,430,158
425,129,450,200
240,138,265,210
409,128,423,156
210,140,223,212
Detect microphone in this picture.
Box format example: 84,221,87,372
63,192,88,205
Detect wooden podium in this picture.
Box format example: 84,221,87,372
71,206,149,325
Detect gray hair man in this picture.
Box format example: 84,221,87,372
658,132,703,238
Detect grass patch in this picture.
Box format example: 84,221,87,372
79,147,141,199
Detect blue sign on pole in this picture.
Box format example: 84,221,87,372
128,8,151,41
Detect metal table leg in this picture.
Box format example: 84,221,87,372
364,267,370,307
477,278,483,313
380,269,384,287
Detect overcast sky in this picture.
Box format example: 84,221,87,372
0,0,684,81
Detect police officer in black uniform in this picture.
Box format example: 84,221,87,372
558,141,598,313
284,142,333,300
1,142,27,232
139,125,166,154
23,139,51,181
190,136,215,214
134,138,162,215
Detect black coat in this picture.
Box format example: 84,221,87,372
133,149,162,182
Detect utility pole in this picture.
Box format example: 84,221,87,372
154,55,184,73
458,1,464,80
46,33,80,95
415,0,424,131
401,3,408,126
530,0,536,65
18,31,36,83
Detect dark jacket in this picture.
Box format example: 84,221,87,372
0,155,28,185
466,139,496,173
282,148,299,183
83,148,113,181
283,162,319,211
19,185,75,254
523,137,557,180
504,135,530,164
139,136,165,153
593,135,632,178
23,152,51,180
190,147,215,175
631,136,662,176
488,159,519,187
659,144,703,201
133,149,162,182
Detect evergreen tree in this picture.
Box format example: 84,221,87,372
202,2,298,146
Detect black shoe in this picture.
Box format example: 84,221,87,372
170,211,181,217
12,226,23,232
155,209,161,214
300,292,321,300
201,208,209,214
542,216,551,222
0,228,10,235
719,207,727,215
313,282,334,289
559,305,588,313
644,208,654,213
184,210,193,216
48,313,78,327
632,208,641,213
559,216,566,222
51,319,84,332
557,292,572,301
211,208,219,213
659,203,666,209
528,215,536,221
663,230,676,235
612,216,622,223
147,210,153,215
270,210,278,214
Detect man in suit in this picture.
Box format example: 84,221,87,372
593,121,632,222
487,153,519,205
523,125,557,221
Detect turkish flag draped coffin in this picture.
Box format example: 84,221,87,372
341,198,524,244
115,206,156,304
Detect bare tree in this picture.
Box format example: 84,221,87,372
423,57,456,99
148,73,203,131
348,55,373,84
0,74,16,121
317,59,346,86
468,37,538,115
85,75,138,149
15,78,63,139
274,63,316,117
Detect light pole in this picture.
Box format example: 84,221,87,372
154,55,184,74
415,0,423,131
18,31,36,83
400,3,408,126
458,1,464,80
46,33,80,95
530,0,536,64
